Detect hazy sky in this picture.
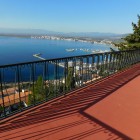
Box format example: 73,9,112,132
0,0,140,34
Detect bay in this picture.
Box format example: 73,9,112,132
0,36,114,66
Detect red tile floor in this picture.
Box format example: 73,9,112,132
0,63,140,140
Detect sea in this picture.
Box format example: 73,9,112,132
0,36,115,66
0,36,116,81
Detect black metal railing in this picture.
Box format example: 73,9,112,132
0,49,140,119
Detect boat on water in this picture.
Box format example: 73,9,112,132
80,48,90,52
65,49,75,52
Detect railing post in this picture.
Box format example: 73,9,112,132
17,65,22,110
100,54,104,77
64,59,68,94
129,50,131,64
96,54,100,79
0,69,6,117
73,58,76,88
55,60,58,97
119,51,123,69
31,63,36,105
81,57,84,85
44,62,48,101
105,53,109,76
108,53,112,75
91,55,95,81
86,56,89,82
57,60,60,96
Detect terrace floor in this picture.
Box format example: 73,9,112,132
0,63,140,140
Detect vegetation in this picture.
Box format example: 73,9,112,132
28,64,115,106
0,105,4,113
66,67,76,90
118,15,140,50
28,76,46,105
28,67,77,105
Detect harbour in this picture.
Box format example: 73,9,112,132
0,36,116,65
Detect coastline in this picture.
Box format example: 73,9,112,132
31,35,115,47
0,33,117,48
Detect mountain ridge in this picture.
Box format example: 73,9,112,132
0,28,129,38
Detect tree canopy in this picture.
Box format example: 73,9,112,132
119,15,140,50
28,75,46,105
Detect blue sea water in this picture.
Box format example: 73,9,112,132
0,36,114,66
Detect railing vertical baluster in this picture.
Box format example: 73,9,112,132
112,52,116,74
79,58,82,86
17,66,22,110
81,57,84,85
96,55,99,79
55,60,58,97
135,50,137,62
91,55,94,81
58,60,60,96
64,59,67,94
87,56,90,82
121,51,124,68
128,51,131,65
134,50,137,63
119,52,123,69
0,69,6,117
138,50,140,62
137,50,139,61
47,62,50,100
85,57,87,82
115,53,118,72
124,51,127,67
128,51,132,65
77,58,80,86
131,50,133,64
105,53,109,76
130,51,133,65
125,51,128,67
102,54,105,77
109,53,112,74
123,51,126,68
78,58,80,87
89,57,91,81
127,51,130,66
31,63,35,105
121,51,123,68
127,51,130,65
132,50,135,64
74,58,76,88
44,62,47,101
100,54,104,77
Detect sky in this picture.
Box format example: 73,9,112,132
0,0,140,34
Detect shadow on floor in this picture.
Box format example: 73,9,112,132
0,64,139,140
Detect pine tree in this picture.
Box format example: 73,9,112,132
122,15,140,50
66,67,75,90
28,75,46,105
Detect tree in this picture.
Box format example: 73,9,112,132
28,76,46,105
120,15,140,50
66,67,75,90
0,105,4,114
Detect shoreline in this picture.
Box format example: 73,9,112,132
0,34,117,48
31,35,115,47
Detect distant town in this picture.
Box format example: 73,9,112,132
31,35,115,46
0,31,126,48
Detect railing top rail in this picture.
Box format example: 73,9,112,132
0,49,139,68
